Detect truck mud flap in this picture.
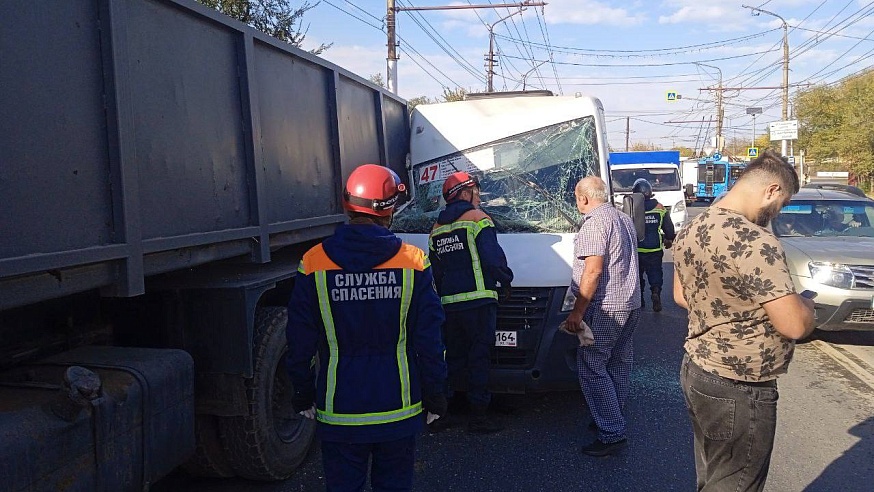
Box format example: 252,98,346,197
0,346,194,492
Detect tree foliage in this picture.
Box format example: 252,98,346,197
368,73,386,88
407,96,432,112
441,87,467,102
197,0,330,54
629,142,661,151
795,71,874,189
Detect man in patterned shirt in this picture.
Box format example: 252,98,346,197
672,149,816,491
564,176,641,457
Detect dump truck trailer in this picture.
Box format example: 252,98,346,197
0,0,409,488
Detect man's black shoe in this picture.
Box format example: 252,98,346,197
581,438,627,457
588,421,598,431
651,287,662,312
651,293,662,312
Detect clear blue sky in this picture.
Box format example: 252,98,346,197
295,1,874,151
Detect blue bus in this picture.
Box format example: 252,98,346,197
696,157,746,201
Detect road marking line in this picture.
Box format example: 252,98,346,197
810,340,874,392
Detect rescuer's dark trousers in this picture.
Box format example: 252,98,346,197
321,435,416,492
443,303,497,409
638,250,664,293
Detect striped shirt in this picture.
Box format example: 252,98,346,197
571,203,641,311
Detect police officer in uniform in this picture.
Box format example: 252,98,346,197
429,171,513,434
286,164,448,491
633,178,675,312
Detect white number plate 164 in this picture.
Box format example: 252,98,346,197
495,331,517,347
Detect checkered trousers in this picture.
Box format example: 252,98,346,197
577,307,640,444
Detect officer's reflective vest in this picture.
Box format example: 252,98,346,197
638,206,667,253
299,243,424,426
429,209,499,305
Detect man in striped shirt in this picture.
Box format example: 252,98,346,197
564,176,641,457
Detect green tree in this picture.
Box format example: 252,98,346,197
440,87,467,102
674,146,695,158
197,0,330,54
407,96,432,112
795,71,874,190
629,142,661,151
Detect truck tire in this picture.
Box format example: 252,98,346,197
219,306,316,480
182,415,235,478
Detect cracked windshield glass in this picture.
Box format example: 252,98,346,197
393,116,599,234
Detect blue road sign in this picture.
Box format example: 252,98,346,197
747,147,759,158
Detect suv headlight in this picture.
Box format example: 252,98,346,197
808,262,854,289
561,286,577,312
673,200,686,213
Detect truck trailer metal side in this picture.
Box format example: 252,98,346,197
0,0,409,487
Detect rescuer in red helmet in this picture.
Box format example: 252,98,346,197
286,164,448,490
428,171,513,434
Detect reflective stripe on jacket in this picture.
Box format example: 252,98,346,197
638,206,667,253
298,243,427,428
429,209,499,306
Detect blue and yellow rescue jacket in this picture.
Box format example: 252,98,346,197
638,198,677,253
286,223,447,443
429,200,513,312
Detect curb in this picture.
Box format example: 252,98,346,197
810,340,874,392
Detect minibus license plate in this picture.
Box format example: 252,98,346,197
495,331,517,347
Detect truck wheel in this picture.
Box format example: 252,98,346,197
182,415,235,478
219,306,316,480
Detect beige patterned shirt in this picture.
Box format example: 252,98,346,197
674,207,796,381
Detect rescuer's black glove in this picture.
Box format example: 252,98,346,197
292,391,315,414
422,393,448,418
500,282,512,302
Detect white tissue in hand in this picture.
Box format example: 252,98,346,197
559,319,595,346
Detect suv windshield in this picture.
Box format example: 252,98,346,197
392,116,599,234
773,199,874,238
612,168,680,192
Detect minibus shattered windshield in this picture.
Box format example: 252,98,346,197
393,116,599,234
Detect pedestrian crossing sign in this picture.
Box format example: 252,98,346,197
666,91,677,101
747,147,759,158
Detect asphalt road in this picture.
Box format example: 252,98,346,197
156,202,874,492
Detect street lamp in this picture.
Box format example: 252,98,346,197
742,5,789,156
746,107,762,148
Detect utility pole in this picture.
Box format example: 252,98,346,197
386,0,398,94
694,62,723,152
626,117,630,151
487,9,526,92
387,1,547,94
743,5,789,157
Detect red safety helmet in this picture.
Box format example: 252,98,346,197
342,164,407,217
442,171,479,202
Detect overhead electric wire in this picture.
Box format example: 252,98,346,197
322,1,461,90
323,0,384,30
503,49,778,67
493,29,780,56
534,6,562,95
397,0,486,83
738,1,874,114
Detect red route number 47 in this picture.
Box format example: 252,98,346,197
419,164,439,184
